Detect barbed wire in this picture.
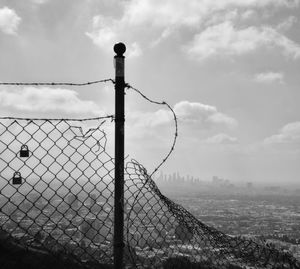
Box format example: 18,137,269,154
0,78,115,125
123,83,300,269
125,83,178,177
0,78,176,176
124,83,179,267
0,79,114,87
0,79,299,269
0,115,114,122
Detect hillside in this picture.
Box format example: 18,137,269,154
0,229,112,269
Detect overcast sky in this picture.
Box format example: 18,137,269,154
0,0,299,184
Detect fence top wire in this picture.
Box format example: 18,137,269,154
0,78,178,176
0,78,115,122
0,78,114,87
124,83,180,267
0,80,177,170
125,83,178,177
0,115,114,122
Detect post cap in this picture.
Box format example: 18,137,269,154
114,43,126,56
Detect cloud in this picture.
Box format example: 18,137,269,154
254,72,284,84
241,9,257,20
125,100,237,142
276,16,298,32
203,133,238,144
185,22,300,60
264,122,300,144
0,86,104,116
0,7,21,35
174,101,237,128
123,0,299,29
86,15,142,58
86,0,300,54
128,109,172,128
127,42,142,58
86,15,117,50
30,0,49,4
205,9,239,26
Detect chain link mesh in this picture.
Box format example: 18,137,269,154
125,161,300,269
0,117,299,269
0,80,299,268
0,117,115,267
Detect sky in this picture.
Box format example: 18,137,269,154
0,0,300,185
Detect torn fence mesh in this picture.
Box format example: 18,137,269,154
0,118,299,269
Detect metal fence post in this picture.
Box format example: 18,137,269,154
113,42,126,269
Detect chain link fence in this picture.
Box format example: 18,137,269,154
125,160,300,269
0,117,115,267
0,75,300,269
0,116,299,269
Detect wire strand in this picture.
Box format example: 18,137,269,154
0,115,114,122
0,78,114,87
125,83,178,177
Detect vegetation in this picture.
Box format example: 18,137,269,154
162,256,244,269
0,230,112,269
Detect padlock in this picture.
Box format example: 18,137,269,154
20,145,29,158
12,172,22,185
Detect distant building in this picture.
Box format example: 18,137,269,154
212,176,222,184
247,182,253,188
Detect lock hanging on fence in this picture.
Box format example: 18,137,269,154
20,145,29,158
12,172,22,185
